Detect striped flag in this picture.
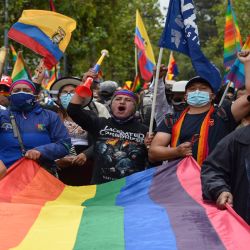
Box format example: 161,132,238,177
123,80,133,90
9,44,18,62
8,10,76,69
134,10,155,81
0,157,249,249
223,0,242,72
166,51,179,80
226,36,250,88
11,51,31,82
159,0,222,93
131,74,141,93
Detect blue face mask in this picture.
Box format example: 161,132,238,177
60,93,74,109
10,92,36,112
187,90,211,107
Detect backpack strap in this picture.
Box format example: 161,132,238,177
9,112,26,156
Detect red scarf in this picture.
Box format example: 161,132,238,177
171,106,215,166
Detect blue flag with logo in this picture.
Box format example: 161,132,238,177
159,0,221,93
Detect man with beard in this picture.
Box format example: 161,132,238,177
68,74,150,184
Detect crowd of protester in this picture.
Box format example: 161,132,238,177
0,50,250,225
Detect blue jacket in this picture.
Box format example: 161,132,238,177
0,105,71,168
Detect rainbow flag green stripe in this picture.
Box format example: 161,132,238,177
74,179,126,250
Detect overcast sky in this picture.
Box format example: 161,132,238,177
158,0,170,17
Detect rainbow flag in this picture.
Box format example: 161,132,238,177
11,51,30,82
226,36,250,88
134,10,155,82
8,10,76,69
131,74,141,93
9,44,17,62
166,51,179,80
223,0,242,72
123,80,133,90
0,157,249,249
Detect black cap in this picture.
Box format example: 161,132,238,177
185,76,213,92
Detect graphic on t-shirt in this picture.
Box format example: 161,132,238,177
95,137,146,182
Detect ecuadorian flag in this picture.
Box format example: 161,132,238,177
0,157,249,249
134,10,155,82
8,10,76,69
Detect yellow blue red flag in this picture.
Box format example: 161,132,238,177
8,10,76,69
134,10,155,81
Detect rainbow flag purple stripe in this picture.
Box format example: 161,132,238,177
0,158,249,249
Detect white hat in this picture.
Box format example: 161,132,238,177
172,81,188,92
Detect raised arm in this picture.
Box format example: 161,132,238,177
231,50,250,122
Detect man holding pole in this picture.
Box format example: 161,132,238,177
149,51,250,166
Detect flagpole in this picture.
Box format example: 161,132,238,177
3,0,9,75
218,81,231,107
149,47,164,134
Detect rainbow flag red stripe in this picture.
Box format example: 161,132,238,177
223,0,242,72
0,158,249,249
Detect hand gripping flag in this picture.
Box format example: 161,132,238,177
134,10,156,82
159,0,221,93
8,10,76,69
0,157,249,249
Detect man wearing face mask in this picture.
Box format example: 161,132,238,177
0,79,71,176
149,51,250,166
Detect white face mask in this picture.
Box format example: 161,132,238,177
187,90,211,107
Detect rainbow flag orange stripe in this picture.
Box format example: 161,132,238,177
0,158,249,249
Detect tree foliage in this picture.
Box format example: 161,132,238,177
0,0,162,85
0,0,249,84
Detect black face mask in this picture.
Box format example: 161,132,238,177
173,102,187,112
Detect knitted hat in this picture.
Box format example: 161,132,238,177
112,89,139,104
9,79,36,93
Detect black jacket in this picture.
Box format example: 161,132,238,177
201,125,250,224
